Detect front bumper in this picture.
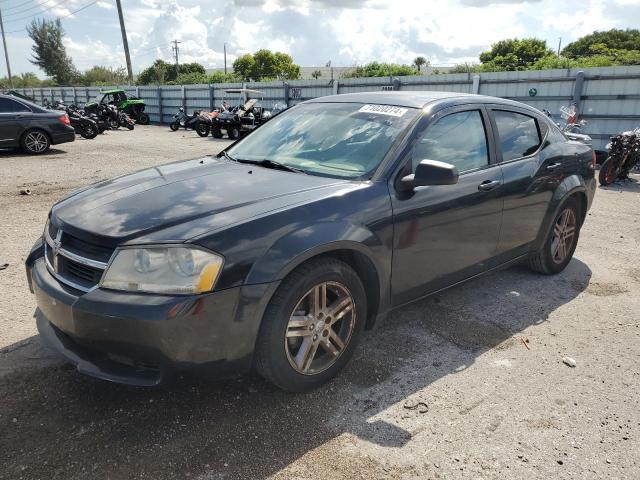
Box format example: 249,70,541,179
28,250,275,386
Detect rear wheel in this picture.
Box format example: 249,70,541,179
599,157,620,186
108,119,120,130
528,197,580,275
196,121,210,137
137,112,150,125
21,129,50,154
254,258,366,391
80,123,98,139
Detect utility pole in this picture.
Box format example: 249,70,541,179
557,37,562,57
0,9,13,88
224,43,227,75
115,0,133,84
172,40,181,77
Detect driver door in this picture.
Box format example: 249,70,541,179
390,106,504,306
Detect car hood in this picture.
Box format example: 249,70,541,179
51,157,351,246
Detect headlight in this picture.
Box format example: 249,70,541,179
100,246,224,295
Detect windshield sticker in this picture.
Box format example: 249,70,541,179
358,104,408,117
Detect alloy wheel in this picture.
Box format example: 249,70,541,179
285,281,356,375
24,131,48,153
550,208,576,264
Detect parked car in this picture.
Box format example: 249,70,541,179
26,92,595,391
0,94,75,154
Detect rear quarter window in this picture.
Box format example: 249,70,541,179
493,110,542,161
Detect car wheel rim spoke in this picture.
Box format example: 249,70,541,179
551,208,576,264
285,281,355,375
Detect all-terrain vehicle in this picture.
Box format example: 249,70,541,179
85,89,150,125
210,89,272,139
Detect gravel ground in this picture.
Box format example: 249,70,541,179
1,126,639,480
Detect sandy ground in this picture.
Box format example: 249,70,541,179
0,126,639,480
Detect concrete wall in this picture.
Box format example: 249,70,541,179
10,66,640,150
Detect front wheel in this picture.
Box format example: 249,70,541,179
528,197,580,275
196,121,210,137
254,258,366,392
169,120,180,131
137,112,150,125
599,156,620,186
108,119,120,130
212,127,223,138
227,126,240,139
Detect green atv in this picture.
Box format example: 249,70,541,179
85,89,150,125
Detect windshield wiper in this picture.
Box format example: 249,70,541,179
219,151,237,162
235,158,306,174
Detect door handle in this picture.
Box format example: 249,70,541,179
478,180,501,191
546,163,562,171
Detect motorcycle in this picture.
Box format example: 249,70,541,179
118,111,135,130
599,128,640,186
169,108,202,132
49,100,99,140
542,107,592,145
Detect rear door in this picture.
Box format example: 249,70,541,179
0,98,32,145
487,106,564,257
390,105,504,306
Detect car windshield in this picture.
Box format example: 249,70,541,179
227,102,418,178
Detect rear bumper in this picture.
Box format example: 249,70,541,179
28,253,276,386
51,128,76,145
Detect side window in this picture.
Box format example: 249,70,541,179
412,110,489,173
493,110,541,161
0,98,30,113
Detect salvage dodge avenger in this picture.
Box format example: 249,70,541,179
26,92,596,391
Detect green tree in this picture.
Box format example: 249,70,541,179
27,18,77,85
413,56,428,72
136,60,206,85
479,38,554,71
343,62,417,78
449,62,479,74
562,29,640,58
80,66,128,86
311,69,322,79
232,50,300,81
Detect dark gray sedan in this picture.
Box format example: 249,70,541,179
0,94,75,154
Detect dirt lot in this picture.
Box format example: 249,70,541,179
1,126,639,480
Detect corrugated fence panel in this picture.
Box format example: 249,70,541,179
8,66,639,149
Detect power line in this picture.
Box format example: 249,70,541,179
3,1,97,34
4,0,60,17
4,0,67,23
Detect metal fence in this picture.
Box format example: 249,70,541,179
10,65,640,150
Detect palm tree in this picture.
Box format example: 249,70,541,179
413,56,428,73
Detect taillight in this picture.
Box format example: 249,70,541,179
59,114,71,126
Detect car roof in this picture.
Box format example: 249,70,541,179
101,89,125,94
306,91,535,111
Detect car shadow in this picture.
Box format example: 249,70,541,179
0,259,592,479
0,148,68,157
598,176,639,192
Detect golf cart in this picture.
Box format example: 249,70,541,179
85,89,150,125
211,89,272,139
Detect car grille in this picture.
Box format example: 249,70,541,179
44,222,114,292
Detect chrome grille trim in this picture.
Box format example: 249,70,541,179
44,243,96,293
44,226,109,270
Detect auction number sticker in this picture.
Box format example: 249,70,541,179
358,104,408,117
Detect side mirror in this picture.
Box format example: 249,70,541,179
401,160,459,189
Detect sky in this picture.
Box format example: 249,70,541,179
1,0,640,77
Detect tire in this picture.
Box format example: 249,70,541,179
196,121,210,137
599,157,620,186
137,113,150,125
212,127,223,139
528,197,580,275
227,126,240,140
108,119,120,130
169,120,180,131
21,129,51,154
254,258,366,392
80,123,98,139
